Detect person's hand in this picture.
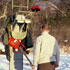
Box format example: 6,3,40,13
32,65,35,70
54,64,59,68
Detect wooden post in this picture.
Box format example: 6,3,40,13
8,25,14,70
9,46,14,70
12,0,13,14
27,0,29,10
9,1,14,70
12,0,30,13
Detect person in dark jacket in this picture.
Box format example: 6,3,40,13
1,14,33,70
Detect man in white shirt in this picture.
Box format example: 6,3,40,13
32,23,60,70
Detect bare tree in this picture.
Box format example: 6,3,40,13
0,2,8,20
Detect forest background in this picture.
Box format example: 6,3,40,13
0,0,70,53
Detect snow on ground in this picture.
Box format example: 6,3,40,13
0,42,5,52
0,42,70,70
0,54,70,70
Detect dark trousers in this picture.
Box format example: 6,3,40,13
37,62,55,70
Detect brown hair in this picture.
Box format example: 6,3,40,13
41,23,49,30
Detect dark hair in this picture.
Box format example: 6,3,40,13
41,23,48,29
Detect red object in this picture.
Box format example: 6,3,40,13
32,6,41,10
8,37,21,53
31,6,41,12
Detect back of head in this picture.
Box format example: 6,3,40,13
41,23,49,30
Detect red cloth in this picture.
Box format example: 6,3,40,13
8,37,21,52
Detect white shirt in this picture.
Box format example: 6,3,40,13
33,31,60,65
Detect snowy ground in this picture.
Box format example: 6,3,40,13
0,42,70,70
0,54,70,70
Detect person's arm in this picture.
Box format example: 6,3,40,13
32,37,41,69
55,40,60,68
